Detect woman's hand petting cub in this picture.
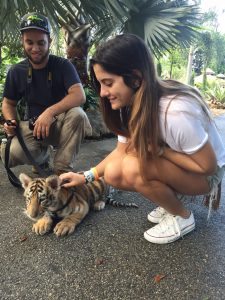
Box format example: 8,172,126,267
59,172,86,188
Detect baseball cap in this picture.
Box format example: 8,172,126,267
20,13,51,34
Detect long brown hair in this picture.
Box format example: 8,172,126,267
90,34,211,177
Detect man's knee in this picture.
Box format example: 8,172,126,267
64,108,92,135
66,108,87,123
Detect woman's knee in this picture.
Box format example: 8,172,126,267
122,156,141,186
104,161,123,186
104,156,139,187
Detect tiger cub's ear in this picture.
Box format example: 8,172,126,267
19,173,32,189
46,175,61,191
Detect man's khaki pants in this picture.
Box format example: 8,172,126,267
1,107,92,173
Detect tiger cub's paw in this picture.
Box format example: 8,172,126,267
32,218,53,235
93,200,105,211
53,220,76,237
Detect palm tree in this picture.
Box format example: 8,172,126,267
0,0,201,82
58,0,201,84
124,0,200,57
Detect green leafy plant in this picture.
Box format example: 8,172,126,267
0,83,3,101
205,82,225,104
82,84,99,111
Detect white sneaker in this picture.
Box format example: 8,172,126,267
144,212,195,244
147,207,168,223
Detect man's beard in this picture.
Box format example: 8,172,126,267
24,49,49,65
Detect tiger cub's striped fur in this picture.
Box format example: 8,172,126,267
19,173,138,237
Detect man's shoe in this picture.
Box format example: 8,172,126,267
32,162,50,174
144,212,195,244
147,207,168,223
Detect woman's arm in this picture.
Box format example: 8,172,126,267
59,141,128,187
95,141,127,176
162,141,217,175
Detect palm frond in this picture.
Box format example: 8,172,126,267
0,0,202,58
124,0,201,56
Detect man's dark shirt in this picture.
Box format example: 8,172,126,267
3,54,81,118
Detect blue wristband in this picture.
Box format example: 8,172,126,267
83,169,95,183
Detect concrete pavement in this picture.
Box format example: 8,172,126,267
0,113,225,300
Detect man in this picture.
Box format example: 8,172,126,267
1,13,92,175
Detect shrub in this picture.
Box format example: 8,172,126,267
82,84,99,111
205,81,225,104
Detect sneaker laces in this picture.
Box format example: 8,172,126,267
152,207,166,214
157,214,181,237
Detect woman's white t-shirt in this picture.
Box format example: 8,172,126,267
118,95,225,168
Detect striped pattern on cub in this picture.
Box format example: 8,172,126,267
19,173,138,237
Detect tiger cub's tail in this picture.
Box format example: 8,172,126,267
106,196,138,208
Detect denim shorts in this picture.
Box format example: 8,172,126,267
176,165,225,202
207,165,225,192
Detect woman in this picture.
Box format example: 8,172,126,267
60,34,225,244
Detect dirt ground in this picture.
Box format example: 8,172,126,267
211,107,225,117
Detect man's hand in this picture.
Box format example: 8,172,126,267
3,119,17,137
33,109,55,140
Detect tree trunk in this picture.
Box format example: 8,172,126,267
59,16,91,86
202,64,207,91
169,61,174,79
156,60,162,77
0,45,2,65
186,45,194,84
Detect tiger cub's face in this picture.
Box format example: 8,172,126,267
19,173,62,220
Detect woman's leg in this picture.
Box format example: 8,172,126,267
105,154,207,244
104,154,210,217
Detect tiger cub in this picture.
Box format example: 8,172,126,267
19,173,138,237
